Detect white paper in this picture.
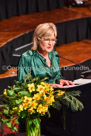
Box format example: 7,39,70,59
60,78,91,89
73,78,91,84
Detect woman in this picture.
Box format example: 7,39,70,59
18,23,74,88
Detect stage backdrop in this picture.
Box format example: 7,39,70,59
0,0,64,21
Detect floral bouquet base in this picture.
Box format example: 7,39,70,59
26,117,41,136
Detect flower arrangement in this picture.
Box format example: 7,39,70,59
0,74,84,135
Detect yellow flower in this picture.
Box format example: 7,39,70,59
22,96,32,103
28,108,35,114
57,91,65,96
37,104,48,114
44,95,55,105
30,100,38,109
33,93,41,100
28,83,35,93
42,105,48,114
21,96,34,110
13,107,18,111
44,96,49,101
41,82,46,86
3,89,7,95
19,104,23,112
37,104,43,113
23,103,29,110
41,82,49,87
49,86,54,92
49,95,55,104
39,92,43,97
44,89,48,93
36,85,45,92
41,82,50,93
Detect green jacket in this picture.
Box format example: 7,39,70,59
18,50,64,83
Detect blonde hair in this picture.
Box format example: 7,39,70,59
31,23,57,50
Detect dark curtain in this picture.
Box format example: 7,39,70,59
0,0,64,21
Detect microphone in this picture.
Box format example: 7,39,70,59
56,54,91,79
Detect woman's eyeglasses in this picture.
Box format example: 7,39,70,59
41,37,57,43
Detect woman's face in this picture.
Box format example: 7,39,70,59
38,33,56,53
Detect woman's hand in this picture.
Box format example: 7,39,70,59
59,79,74,87
49,83,63,88
49,80,74,88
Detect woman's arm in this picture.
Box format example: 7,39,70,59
54,51,74,87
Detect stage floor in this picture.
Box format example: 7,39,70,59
0,6,90,48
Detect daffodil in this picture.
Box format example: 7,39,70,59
36,85,45,92
57,90,65,96
37,104,48,114
37,104,43,113
3,89,7,95
23,103,29,110
41,82,49,87
13,107,18,111
49,86,54,92
42,105,48,114
19,104,23,112
22,96,32,103
33,93,41,100
28,83,35,93
49,95,55,104
28,108,35,114
30,100,38,109
44,95,55,105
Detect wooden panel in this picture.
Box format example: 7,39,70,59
56,40,91,67
0,7,90,47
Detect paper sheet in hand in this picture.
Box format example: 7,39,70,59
61,78,91,89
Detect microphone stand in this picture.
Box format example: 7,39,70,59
56,54,80,66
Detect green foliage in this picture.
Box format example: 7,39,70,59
7,122,12,128
20,111,27,119
7,89,15,96
18,91,30,97
1,118,9,125
55,90,84,112
47,110,51,118
64,92,84,111
52,100,62,110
